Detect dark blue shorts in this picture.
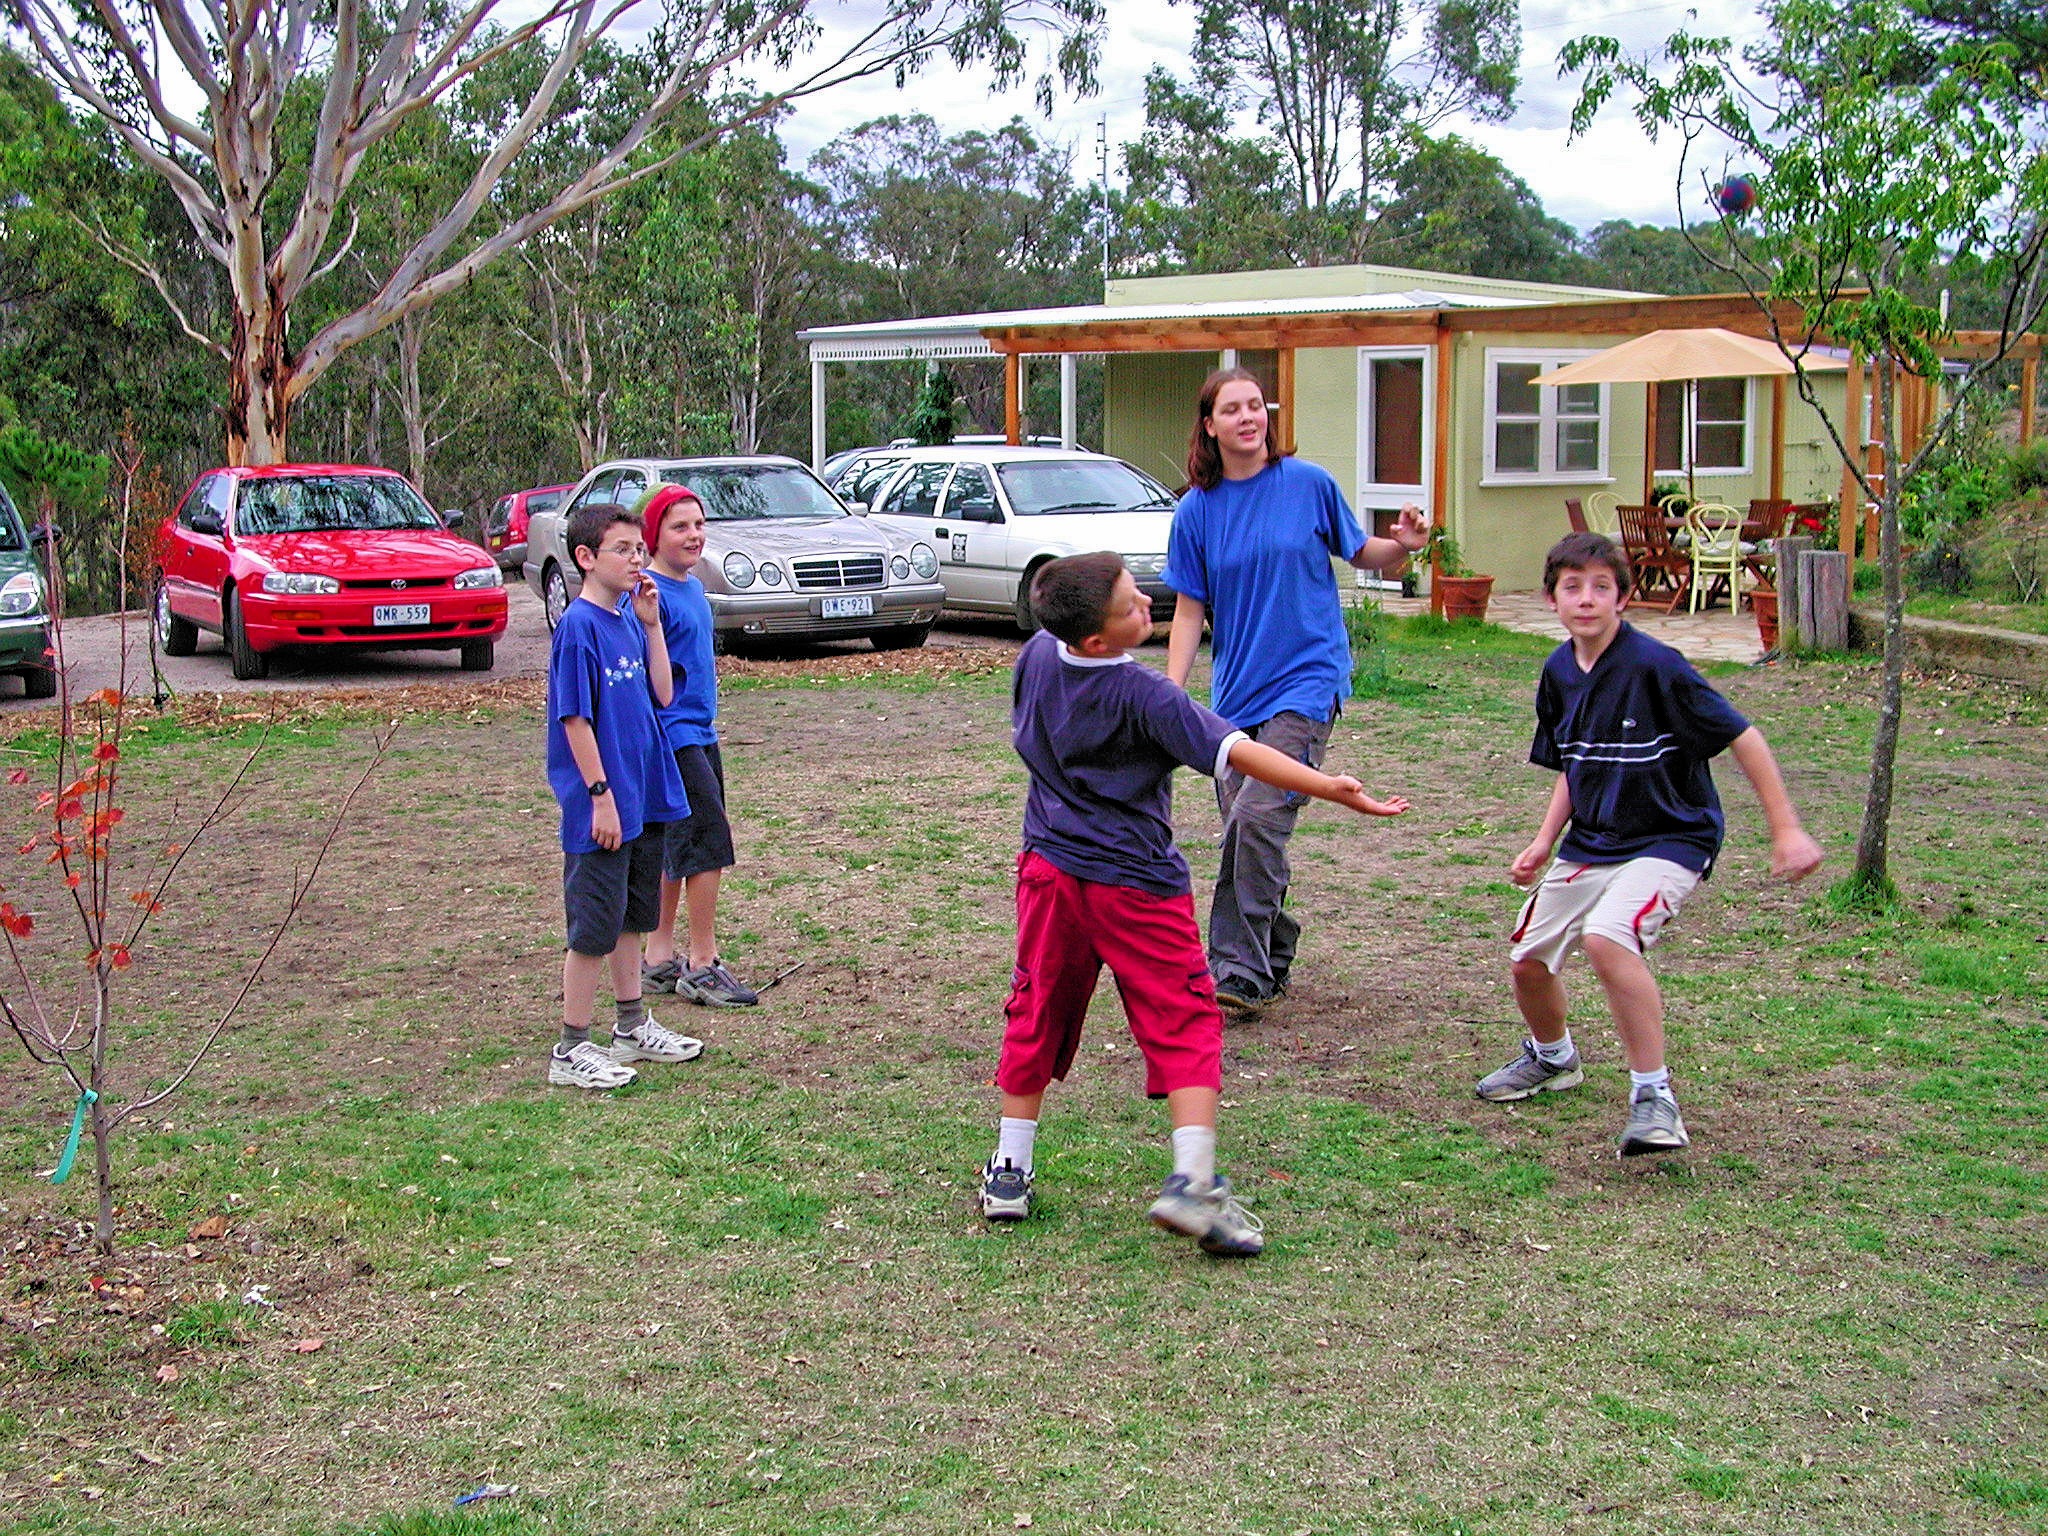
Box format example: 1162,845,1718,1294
662,744,736,880
563,825,665,956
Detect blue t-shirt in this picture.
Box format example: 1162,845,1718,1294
1012,630,1245,897
547,597,690,853
1530,623,1751,873
650,569,718,749
1163,456,1366,729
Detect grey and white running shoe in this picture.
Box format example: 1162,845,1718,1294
1619,1085,1690,1156
1475,1038,1584,1101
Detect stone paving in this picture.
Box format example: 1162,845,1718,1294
1365,588,1771,665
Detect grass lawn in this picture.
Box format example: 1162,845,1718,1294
1,619,2044,1535
1902,596,2048,639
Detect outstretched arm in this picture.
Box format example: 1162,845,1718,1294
1729,727,1824,880
1227,739,1408,817
1166,593,1206,688
1510,774,1572,886
1347,503,1429,573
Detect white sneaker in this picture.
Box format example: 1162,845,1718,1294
548,1039,637,1089
608,1016,705,1065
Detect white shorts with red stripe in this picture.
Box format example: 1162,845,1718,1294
1509,857,1702,972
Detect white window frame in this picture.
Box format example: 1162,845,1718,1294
1481,348,1612,486
1657,378,1754,477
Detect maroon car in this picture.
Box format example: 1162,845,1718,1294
155,464,509,680
485,483,572,572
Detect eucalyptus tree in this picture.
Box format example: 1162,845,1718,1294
1,0,1101,465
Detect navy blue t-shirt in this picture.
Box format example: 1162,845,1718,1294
547,597,690,853
1531,623,1751,873
1162,456,1366,728
650,569,719,749
1012,631,1245,897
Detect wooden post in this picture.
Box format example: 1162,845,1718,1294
1776,534,1813,646
1769,374,1786,505
1839,352,1864,558
1277,346,1297,455
1800,549,1850,651
2022,355,2038,448
1004,352,1022,446
1642,381,1659,505
1430,324,1454,618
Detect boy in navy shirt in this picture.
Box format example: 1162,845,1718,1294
635,486,758,1009
545,503,703,1090
983,552,1410,1254
1477,533,1823,1153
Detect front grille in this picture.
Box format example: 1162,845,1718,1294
790,555,884,590
343,576,451,591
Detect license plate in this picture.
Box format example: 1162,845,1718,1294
820,595,873,618
373,603,432,626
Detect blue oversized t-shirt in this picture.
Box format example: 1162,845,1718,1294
1012,630,1245,897
1162,456,1366,729
1531,623,1751,873
547,597,690,853
649,569,719,749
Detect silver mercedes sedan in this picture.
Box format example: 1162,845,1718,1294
524,456,946,651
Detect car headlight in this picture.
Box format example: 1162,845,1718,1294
909,543,938,580
454,565,503,590
0,571,42,617
758,562,784,587
261,572,340,595
890,555,911,581
1123,552,1167,578
723,552,756,589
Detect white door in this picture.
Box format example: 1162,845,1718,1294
1355,348,1433,590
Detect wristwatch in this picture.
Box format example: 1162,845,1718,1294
586,779,610,797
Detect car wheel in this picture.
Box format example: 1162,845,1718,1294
543,563,569,633
19,644,56,699
1014,563,1050,633
870,623,932,651
459,638,495,672
225,590,269,681
155,577,198,657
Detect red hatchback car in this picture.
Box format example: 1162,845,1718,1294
155,465,509,680
484,483,572,572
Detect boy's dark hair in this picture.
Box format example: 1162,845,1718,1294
566,502,641,566
1030,551,1128,645
1543,531,1633,597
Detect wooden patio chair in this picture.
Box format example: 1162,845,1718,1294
1683,503,1751,612
1616,501,1691,613
1742,498,1794,586
1565,496,1589,534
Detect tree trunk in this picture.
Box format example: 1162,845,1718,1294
91,973,114,1256
1850,365,1904,899
226,298,296,467
399,313,430,489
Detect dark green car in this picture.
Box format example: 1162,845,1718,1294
0,481,55,698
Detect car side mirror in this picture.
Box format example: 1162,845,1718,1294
28,521,60,546
843,501,869,515
441,507,466,528
188,511,223,537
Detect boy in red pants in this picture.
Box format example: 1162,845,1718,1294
981,552,1410,1255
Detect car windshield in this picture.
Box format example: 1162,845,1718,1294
659,464,845,521
995,461,1175,516
235,475,440,535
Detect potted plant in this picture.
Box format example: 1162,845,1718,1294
1427,528,1494,622
1751,585,1780,650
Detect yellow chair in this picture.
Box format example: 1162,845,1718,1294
1583,490,1621,536
1684,503,1751,612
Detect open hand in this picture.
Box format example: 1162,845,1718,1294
1392,504,1430,553
1509,841,1552,886
1327,775,1409,817
1772,827,1824,882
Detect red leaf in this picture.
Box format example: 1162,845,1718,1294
6,768,26,785
107,944,132,970
17,838,36,855
55,797,83,820
91,742,119,762
63,872,80,889
85,688,121,709
0,903,33,938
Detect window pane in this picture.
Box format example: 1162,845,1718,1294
1694,424,1745,469
1370,357,1424,486
1495,421,1539,472
1557,419,1602,473
1655,388,1687,473
1695,377,1746,422
1496,362,1541,416
945,466,997,518
884,464,948,518
1559,383,1602,417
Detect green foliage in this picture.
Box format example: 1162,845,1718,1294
904,367,957,447
1372,133,1580,282
163,1298,247,1350
0,423,109,519
1426,527,1476,576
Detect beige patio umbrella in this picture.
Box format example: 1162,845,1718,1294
1534,328,1845,504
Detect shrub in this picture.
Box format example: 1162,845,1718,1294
1908,539,1973,594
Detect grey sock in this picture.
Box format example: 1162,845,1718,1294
613,997,646,1039
556,1024,590,1054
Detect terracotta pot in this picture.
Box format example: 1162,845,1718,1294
1436,573,1495,622
1752,586,1780,650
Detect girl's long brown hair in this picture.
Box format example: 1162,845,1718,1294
1185,366,1283,491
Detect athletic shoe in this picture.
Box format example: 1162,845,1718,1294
1146,1173,1265,1257
1212,975,1274,1015
548,1040,637,1090
677,961,758,1009
1475,1038,1584,1101
979,1159,1033,1221
608,1016,705,1065
640,958,685,995
1619,1085,1690,1156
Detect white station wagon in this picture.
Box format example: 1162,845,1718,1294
844,446,1180,631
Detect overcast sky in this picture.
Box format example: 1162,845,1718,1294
770,0,1768,235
